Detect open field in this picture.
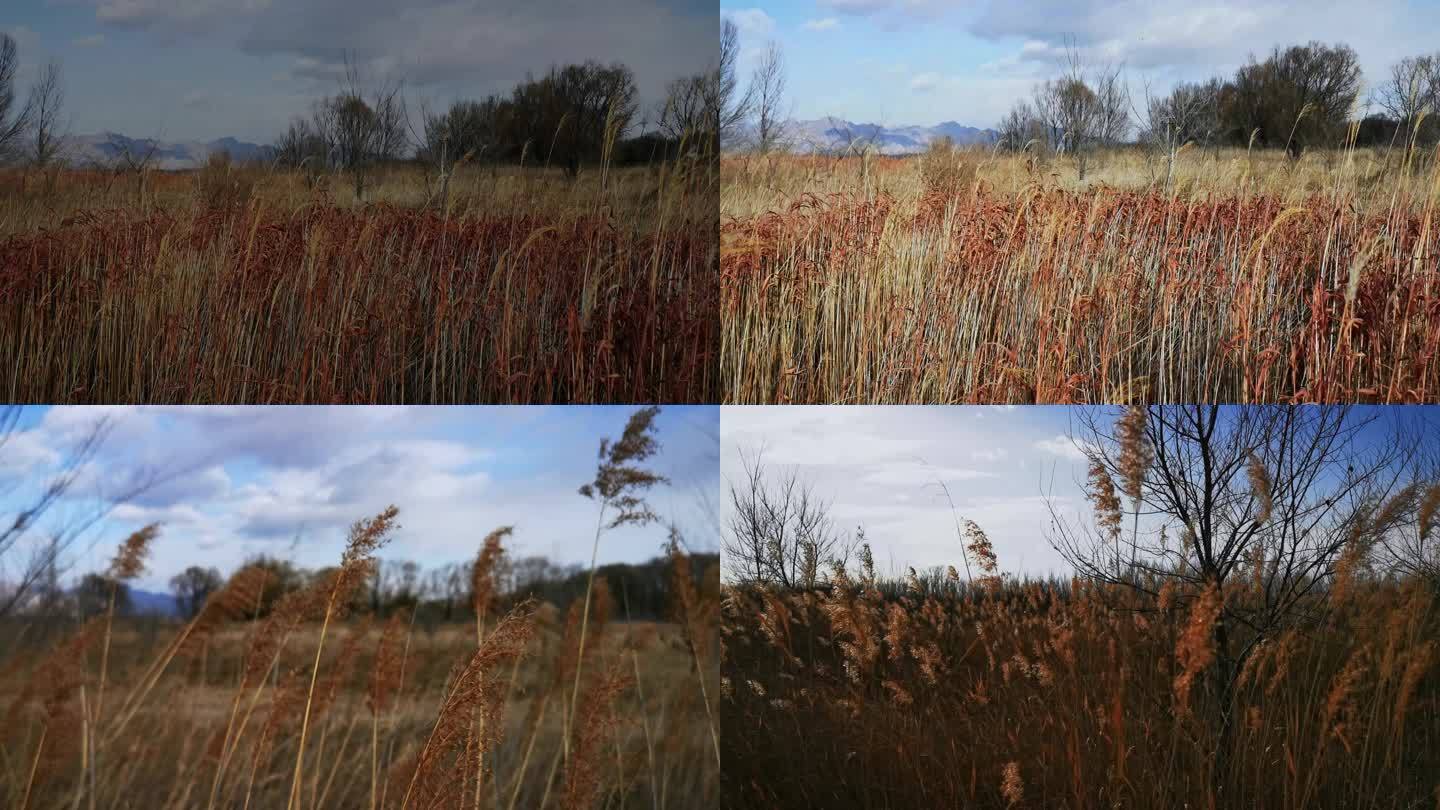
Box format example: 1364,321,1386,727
721,147,1440,403
722,575,1440,809
0,550,719,810
0,161,718,403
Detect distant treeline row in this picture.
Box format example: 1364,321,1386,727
51,552,719,625
273,58,719,180
996,41,1440,160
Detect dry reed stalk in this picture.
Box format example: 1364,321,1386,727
287,506,398,810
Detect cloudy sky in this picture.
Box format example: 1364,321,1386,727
722,406,1093,579
722,0,1440,129
721,406,1440,581
0,406,717,594
1,0,715,143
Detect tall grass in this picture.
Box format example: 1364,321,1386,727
722,572,1440,808
0,160,717,403
721,146,1440,403
0,512,720,809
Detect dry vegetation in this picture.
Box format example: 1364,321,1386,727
0,407,720,809
721,404,1440,808
721,146,1440,403
722,573,1439,808
0,158,717,403
0,514,719,810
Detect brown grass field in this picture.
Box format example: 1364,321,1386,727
0,159,717,403
0,520,719,810
721,146,1440,403
721,573,1440,809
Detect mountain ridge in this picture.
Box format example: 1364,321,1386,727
736,117,999,154
60,132,274,170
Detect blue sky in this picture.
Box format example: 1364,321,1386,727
723,0,1440,128
721,406,1439,579
1,0,716,144
0,406,718,594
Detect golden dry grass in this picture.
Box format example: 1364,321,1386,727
721,574,1440,809
0,522,719,810
0,160,718,403
721,146,1440,403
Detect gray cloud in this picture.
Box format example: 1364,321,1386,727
80,0,715,108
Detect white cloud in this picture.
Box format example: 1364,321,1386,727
818,0,954,21
5,406,716,592
723,7,777,39
722,406,1091,577
862,463,995,488
1033,435,1087,461
968,0,1439,93
0,430,61,473
802,17,841,31
909,71,942,92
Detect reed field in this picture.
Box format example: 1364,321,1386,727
722,572,1440,809
0,515,720,810
721,146,1440,403
0,158,718,403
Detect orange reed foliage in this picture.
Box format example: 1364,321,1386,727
0,204,717,403
722,576,1440,808
723,187,1440,403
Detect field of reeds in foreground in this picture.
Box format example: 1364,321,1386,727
0,520,718,809
721,148,1440,403
722,574,1440,809
0,161,717,403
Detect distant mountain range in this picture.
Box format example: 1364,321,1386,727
60,120,995,168
126,587,180,616
62,132,274,170
731,117,999,155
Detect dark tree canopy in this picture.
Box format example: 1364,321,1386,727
419,61,643,174
170,565,223,619
1217,42,1363,153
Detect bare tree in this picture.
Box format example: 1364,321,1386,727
311,55,407,200
412,98,492,210
1033,42,1129,180
1048,405,1430,731
750,41,789,154
274,116,328,188
723,450,852,588
26,59,67,168
1372,53,1440,146
718,19,754,149
114,137,160,206
658,71,713,149
0,408,158,618
997,100,1045,152
0,33,33,163
1142,79,1219,187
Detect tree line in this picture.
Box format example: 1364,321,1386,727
992,40,1440,177
271,53,724,200
0,31,722,198
58,551,717,625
